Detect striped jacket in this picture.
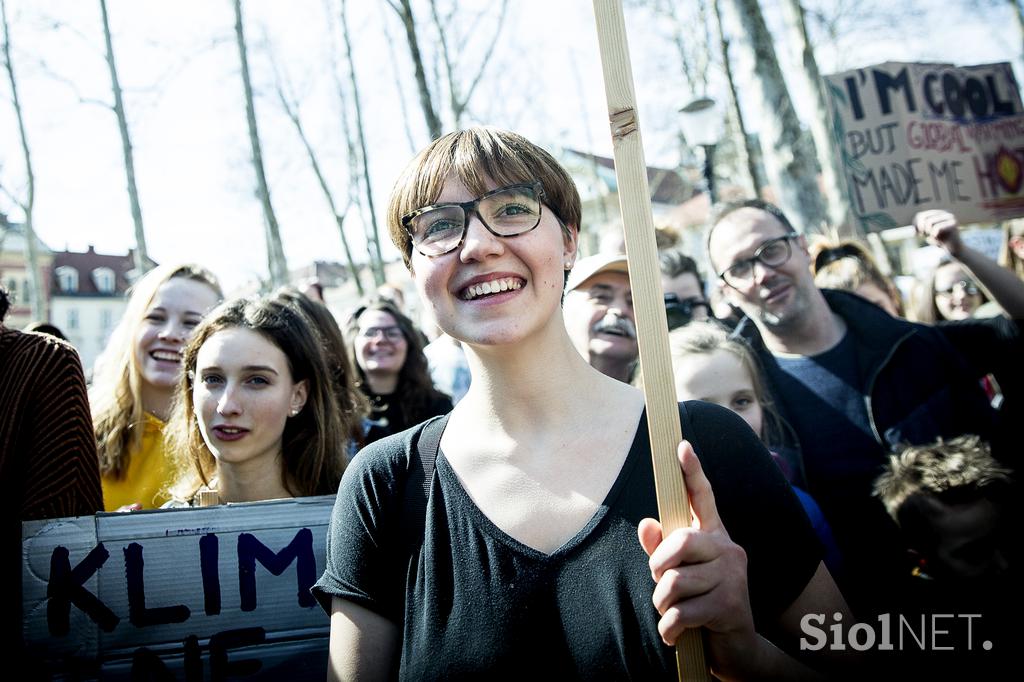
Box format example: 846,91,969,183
1,326,103,520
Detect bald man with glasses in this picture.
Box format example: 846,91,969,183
707,199,1018,626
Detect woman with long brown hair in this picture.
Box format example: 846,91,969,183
345,296,452,445
164,296,354,505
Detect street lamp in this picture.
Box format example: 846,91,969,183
679,97,723,205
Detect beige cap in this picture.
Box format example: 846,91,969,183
565,253,629,292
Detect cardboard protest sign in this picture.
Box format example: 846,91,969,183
22,496,333,681
823,61,1024,230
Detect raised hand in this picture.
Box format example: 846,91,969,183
914,209,963,257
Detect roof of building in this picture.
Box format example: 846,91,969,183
51,246,151,296
0,214,53,255
562,149,694,205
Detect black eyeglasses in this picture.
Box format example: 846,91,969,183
665,293,708,330
718,233,799,287
402,181,546,257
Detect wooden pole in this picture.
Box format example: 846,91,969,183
591,2,711,680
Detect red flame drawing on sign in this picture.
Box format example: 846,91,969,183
996,147,1023,195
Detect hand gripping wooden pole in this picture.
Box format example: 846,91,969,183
591,2,711,680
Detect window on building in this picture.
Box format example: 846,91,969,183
5,278,16,302
56,266,79,293
92,267,115,294
67,309,79,330
100,308,113,330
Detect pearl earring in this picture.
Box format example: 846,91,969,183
290,408,299,417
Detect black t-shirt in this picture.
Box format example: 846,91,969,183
314,401,821,680
768,333,908,610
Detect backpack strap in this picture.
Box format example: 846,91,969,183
401,414,449,553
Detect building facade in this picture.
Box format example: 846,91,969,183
49,246,143,375
0,213,54,329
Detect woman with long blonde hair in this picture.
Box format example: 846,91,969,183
91,263,221,510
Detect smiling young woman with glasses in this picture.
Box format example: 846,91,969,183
314,127,852,681
344,297,452,446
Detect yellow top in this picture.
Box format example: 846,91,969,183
101,413,173,511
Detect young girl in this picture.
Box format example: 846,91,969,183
164,296,354,505
345,297,452,445
315,127,851,679
91,263,221,510
669,321,842,576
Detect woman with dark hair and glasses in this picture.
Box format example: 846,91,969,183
314,128,853,680
345,297,452,445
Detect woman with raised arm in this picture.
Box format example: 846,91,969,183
91,263,221,510
164,296,354,506
314,128,853,680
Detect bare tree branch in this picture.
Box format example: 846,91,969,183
268,50,365,296
376,0,417,154
456,0,508,124
99,0,149,273
339,0,384,285
233,0,288,286
387,0,443,139
2,0,44,320
428,0,458,122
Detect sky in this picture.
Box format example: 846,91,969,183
0,0,1021,293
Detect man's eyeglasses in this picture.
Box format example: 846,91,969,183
935,279,980,297
718,233,799,288
402,181,545,257
357,326,405,341
665,293,708,330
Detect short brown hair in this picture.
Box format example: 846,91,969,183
874,435,1011,521
386,127,581,268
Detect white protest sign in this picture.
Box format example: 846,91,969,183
823,61,1024,230
22,496,333,681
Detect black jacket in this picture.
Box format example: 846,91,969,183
732,290,1020,614
733,289,1014,481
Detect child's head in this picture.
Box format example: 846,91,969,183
669,322,780,444
874,435,1013,581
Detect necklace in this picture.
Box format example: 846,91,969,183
368,393,390,427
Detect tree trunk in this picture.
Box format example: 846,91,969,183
340,0,385,286
779,0,853,235
233,0,288,286
376,0,417,155
713,0,761,197
2,0,44,321
728,0,828,234
99,0,150,275
393,0,443,140
275,82,364,296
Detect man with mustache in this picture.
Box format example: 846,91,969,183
563,254,638,383
707,199,1013,628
